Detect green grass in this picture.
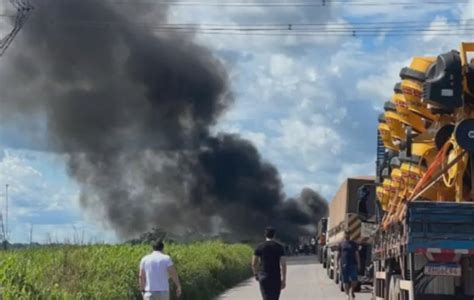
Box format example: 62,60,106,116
0,241,253,300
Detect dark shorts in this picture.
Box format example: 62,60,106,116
341,264,358,284
258,273,281,300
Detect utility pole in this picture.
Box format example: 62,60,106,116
4,184,8,241
0,1,34,57
29,224,33,245
0,213,5,249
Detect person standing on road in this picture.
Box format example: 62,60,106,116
337,231,361,300
252,227,287,300
139,240,182,300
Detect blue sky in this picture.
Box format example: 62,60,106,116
0,0,473,243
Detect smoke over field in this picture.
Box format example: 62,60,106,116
0,0,327,241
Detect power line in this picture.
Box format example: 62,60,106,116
91,0,469,7
37,22,474,37
38,18,474,34
0,15,470,30
35,15,472,29
136,18,474,27
0,12,470,28
0,2,468,38
144,30,474,37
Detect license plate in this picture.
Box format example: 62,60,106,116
424,263,461,277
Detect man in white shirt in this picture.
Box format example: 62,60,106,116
139,240,182,300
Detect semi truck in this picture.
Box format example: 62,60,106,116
372,42,474,299
325,177,378,291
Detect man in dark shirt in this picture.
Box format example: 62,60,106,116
337,231,361,300
252,227,287,300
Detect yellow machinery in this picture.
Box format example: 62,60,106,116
378,114,399,152
392,83,427,133
376,42,474,227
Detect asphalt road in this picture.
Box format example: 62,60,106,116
217,255,372,300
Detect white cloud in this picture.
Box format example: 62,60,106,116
280,170,333,199
0,150,108,243
339,0,455,20
214,124,267,149
337,161,375,184
422,16,450,42
270,54,295,77
271,117,344,169
11,221,118,244
356,59,410,107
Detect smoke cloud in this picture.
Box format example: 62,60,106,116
0,0,327,241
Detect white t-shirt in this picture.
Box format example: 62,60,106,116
140,251,174,292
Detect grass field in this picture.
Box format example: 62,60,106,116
0,241,253,300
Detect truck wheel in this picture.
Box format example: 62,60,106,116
328,260,334,279
354,282,361,292
388,275,402,300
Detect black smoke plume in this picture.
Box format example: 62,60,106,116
0,0,328,241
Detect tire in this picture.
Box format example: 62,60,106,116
328,258,334,279
323,247,328,268
322,250,327,268
354,282,361,292
388,274,402,300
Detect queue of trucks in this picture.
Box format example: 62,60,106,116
317,42,474,299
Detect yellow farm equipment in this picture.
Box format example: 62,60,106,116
376,42,474,228
372,42,474,300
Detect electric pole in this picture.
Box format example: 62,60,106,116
0,213,5,249
29,223,33,244
5,184,8,241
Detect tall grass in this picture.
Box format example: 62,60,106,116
0,241,253,299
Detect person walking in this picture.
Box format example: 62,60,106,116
139,240,182,300
252,227,287,300
337,231,361,300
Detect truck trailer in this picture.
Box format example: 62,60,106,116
325,177,378,291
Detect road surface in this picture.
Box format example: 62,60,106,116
217,255,372,300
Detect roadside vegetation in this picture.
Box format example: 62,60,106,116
0,241,253,299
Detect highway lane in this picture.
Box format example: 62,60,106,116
217,255,372,300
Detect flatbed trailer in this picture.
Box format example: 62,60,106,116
373,201,474,300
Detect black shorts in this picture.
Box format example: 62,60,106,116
258,273,281,300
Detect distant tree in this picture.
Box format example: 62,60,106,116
127,227,168,245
